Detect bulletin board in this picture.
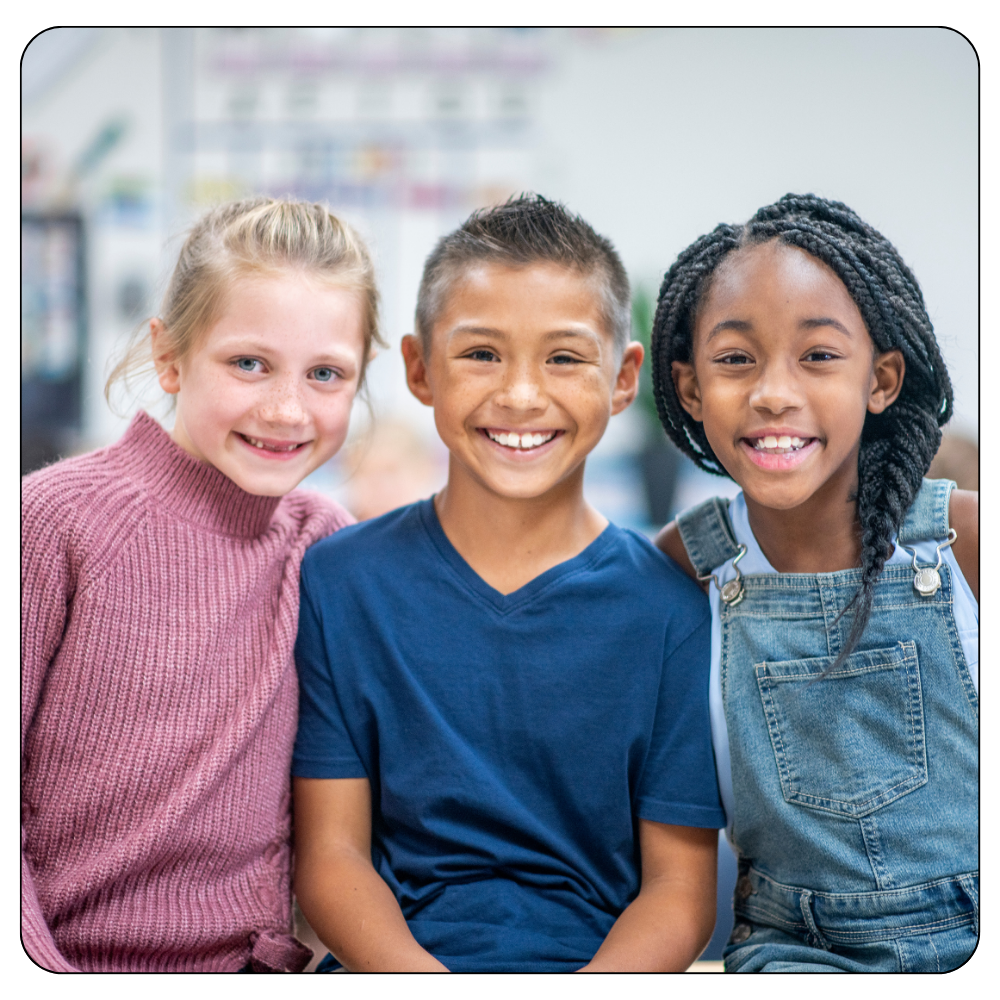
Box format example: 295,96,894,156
21,213,86,475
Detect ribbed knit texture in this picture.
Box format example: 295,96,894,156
21,412,353,972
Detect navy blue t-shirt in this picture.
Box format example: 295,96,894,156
293,499,723,972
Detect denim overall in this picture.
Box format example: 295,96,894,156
677,479,978,972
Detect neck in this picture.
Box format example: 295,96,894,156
434,458,607,595
744,467,862,574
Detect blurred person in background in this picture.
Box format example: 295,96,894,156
343,419,445,522
928,431,978,492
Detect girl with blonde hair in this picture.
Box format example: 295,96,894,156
22,196,383,972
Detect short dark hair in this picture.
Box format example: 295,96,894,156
650,193,953,673
415,194,631,354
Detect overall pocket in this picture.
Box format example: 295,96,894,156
755,642,927,818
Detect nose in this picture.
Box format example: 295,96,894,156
258,374,308,427
748,359,805,415
494,359,546,413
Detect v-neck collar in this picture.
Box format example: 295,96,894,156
416,497,617,616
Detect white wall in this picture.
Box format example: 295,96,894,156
532,27,978,434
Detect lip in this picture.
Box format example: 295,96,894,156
235,431,311,461
739,436,820,470
478,427,564,460
744,427,815,440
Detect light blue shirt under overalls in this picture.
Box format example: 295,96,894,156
677,479,978,972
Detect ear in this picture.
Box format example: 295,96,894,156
610,342,644,416
671,360,703,422
868,349,905,414
401,334,434,407
150,318,181,395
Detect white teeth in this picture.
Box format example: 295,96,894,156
487,430,555,450
753,435,810,453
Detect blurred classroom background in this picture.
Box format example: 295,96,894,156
21,27,979,963
22,28,979,511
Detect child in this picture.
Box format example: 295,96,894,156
291,195,726,972
21,197,383,972
652,194,978,972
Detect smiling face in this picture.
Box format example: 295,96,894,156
672,240,904,512
402,261,642,505
154,270,367,496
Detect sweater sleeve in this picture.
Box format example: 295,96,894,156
21,478,79,972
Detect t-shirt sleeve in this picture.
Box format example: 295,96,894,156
292,561,369,779
635,608,726,829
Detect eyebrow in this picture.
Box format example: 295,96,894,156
706,317,854,340
706,319,752,342
800,317,853,336
448,324,506,339
215,338,357,364
543,328,600,342
447,326,600,342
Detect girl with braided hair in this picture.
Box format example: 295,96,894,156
653,194,978,972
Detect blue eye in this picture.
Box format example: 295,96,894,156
312,367,337,382
235,357,260,373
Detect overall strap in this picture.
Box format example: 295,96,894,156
675,497,741,577
897,478,956,546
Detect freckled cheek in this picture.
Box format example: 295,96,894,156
185,385,236,432
317,396,355,436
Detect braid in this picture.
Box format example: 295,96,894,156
651,194,953,667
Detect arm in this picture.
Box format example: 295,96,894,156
20,480,79,972
293,777,448,972
949,489,978,602
579,820,718,972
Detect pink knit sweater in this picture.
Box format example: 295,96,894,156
21,412,353,972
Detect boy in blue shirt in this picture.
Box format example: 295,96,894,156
292,195,725,972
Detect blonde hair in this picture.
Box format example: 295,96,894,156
106,196,384,405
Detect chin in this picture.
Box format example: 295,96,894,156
226,467,300,497
248,483,294,498
487,473,564,501
743,483,813,511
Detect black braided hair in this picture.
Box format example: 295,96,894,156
651,193,954,666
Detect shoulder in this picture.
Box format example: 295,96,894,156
22,447,148,546
949,488,978,601
949,488,977,537
612,526,710,610
278,489,355,546
301,501,424,580
21,447,154,594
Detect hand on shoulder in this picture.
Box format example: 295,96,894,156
949,489,978,602
653,521,704,588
